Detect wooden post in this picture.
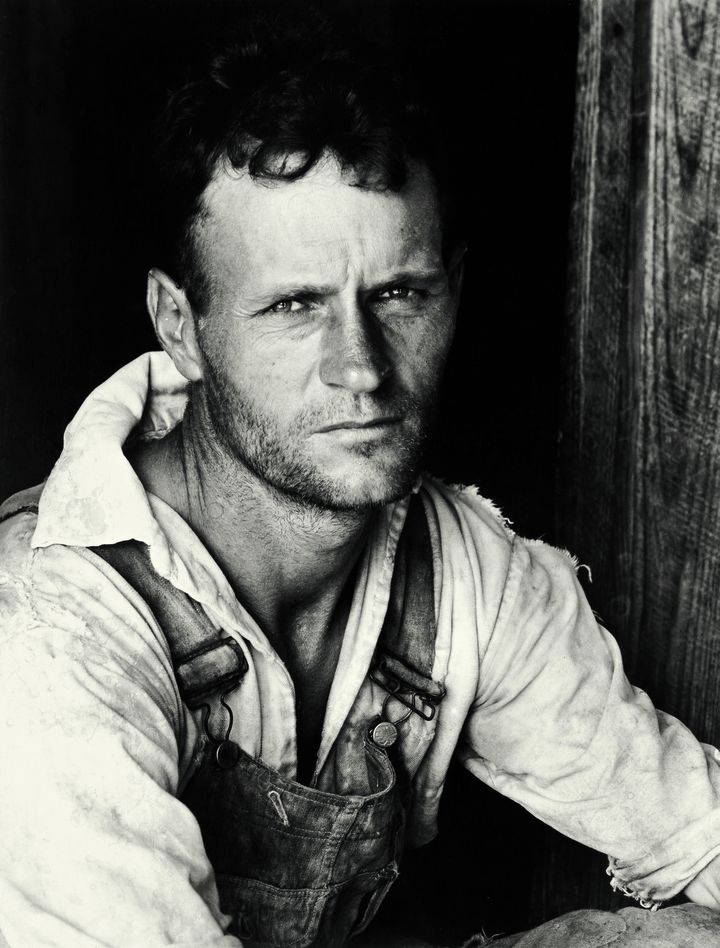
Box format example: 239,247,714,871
544,0,720,920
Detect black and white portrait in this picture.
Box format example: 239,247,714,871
1,1,720,946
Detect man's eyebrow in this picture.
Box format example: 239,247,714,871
374,268,446,287
247,283,337,304
246,269,447,305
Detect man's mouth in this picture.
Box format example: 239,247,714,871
314,416,402,434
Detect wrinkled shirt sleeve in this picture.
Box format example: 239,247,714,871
0,519,241,947
457,536,720,905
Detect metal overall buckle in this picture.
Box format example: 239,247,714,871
367,689,413,748
198,681,242,770
367,666,445,748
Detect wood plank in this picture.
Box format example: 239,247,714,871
549,0,720,922
540,0,640,919
634,0,720,735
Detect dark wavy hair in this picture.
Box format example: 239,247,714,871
151,9,454,315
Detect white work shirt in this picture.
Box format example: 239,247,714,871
1,351,720,947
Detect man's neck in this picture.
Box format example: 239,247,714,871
130,410,373,648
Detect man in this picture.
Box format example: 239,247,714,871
1,13,720,948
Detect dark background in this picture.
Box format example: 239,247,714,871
0,0,580,941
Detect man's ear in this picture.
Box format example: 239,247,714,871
146,269,204,382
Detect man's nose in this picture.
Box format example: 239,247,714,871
318,306,391,394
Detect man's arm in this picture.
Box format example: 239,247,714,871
457,534,720,909
0,519,241,946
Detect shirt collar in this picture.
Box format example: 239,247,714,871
30,351,280,649
32,350,189,553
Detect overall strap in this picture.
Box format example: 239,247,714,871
371,493,445,721
0,492,247,710
90,541,248,709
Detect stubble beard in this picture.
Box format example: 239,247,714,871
195,364,438,512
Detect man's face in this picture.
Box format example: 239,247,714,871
190,155,460,511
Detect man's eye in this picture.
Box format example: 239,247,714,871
265,298,305,314
373,286,426,308
378,287,413,301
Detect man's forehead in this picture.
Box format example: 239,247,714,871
197,156,444,290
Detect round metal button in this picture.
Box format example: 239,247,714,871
369,720,398,748
214,739,240,770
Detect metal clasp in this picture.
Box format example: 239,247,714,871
369,665,445,721
198,681,241,770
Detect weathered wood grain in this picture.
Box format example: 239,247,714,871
561,0,720,739
548,0,720,922
635,0,720,734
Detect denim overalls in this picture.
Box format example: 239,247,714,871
93,495,443,947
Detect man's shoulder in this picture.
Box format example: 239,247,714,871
419,474,516,546
419,474,586,598
0,483,181,703
0,481,150,621
0,482,44,518
0,483,45,575
0,482,107,605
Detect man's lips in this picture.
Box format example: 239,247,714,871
314,416,402,433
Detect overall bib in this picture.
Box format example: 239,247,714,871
92,494,443,948
182,738,403,946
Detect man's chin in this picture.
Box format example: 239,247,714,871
324,480,416,512
272,462,421,512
